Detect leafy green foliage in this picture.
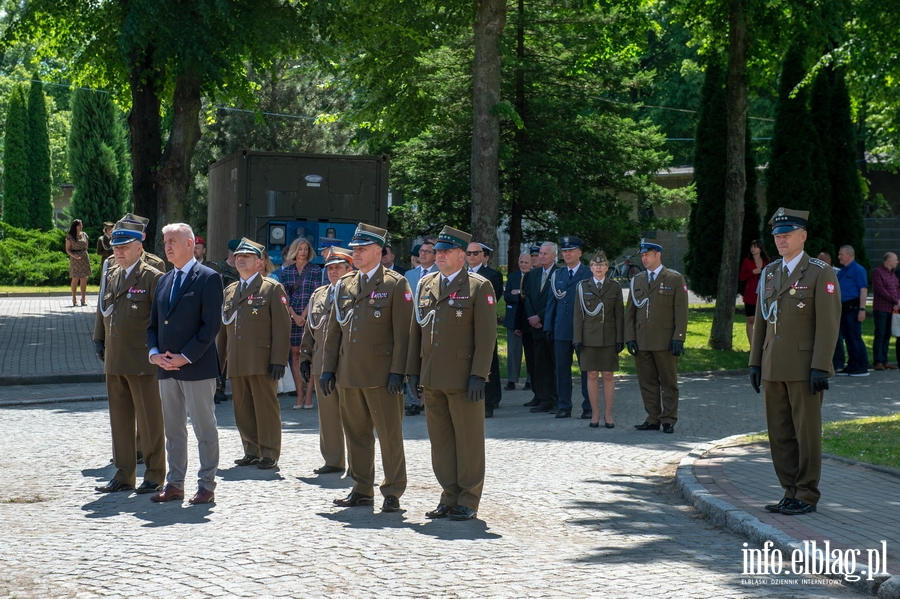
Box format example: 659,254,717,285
67,88,129,228
0,221,95,285
26,75,53,231
765,45,831,256
3,85,30,228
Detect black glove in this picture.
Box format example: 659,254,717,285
467,376,486,403
319,372,336,397
810,369,829,394
670,340,685,357
615,342,624,354
626,340,638,355
408,375,422,401
299,360,311,383
387,373,404,395
545,331,554,342
572,342,582,354
93,340,105,363
268,363,285,381
749,366,761,394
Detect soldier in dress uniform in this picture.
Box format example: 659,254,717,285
121,213,167,271
92,220,166,494
299,247,355,475
625,240,688,434
407,226,496,521
749,208,841,515
96,222,115,262
573,252,624,428
193,235,220,272
217,238,291,470
218,239,241,287
319,223,413,513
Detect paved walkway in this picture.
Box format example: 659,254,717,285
1,297,899,597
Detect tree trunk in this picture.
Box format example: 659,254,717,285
155,69,203,244
710,0,748,350
128,52,163,252
471,0,506,266
507,0,525,272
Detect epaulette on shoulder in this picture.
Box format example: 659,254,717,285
808,257,827,269
421,271,441,284
383,268,403,281
764,258,783,272
145,264,164,276
313,282,330,294
665,268,682,276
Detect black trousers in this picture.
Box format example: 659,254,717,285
522,331,535,383
532,336,557,405
485,342,502,409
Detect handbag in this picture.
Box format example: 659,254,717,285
892,311,900,337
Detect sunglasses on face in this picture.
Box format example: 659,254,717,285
465,251,482,256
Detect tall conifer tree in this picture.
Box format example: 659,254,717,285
766,44,831,256
27,75,53,231
740,123,760,257
3,86,31,228
684,62,727,300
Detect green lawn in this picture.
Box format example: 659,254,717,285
822,414,900,470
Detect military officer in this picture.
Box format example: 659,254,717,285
544,236,593,419
218,239,241,287
103,214,166,273
299,247,354,475
193,235,220,272
625,240,688,434
217,238,291,470
749,208,841,515
320,223,413,513
407,226,496,521
92,219,166,494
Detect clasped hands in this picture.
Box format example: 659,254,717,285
151,352,189,371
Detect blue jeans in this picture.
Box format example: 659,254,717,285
873,310,893,365
553,340,590,412
840,308,869,371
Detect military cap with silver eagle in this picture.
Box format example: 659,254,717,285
324,246,354,267
433,226,472,250
348,223,388,248
110,220,144,246
233,237,265,258
769,207,808,235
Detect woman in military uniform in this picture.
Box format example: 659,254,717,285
573,252,624,428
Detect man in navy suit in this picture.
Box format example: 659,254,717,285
147,223,224,505
522,242,559,413
467,242,504,417
544,236,593,419
403,237,438,416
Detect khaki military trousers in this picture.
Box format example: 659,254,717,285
231,374,282,460
339,385,407,498
315,379,347,469
107,374,166,486
423,388,486,511
634,350,679,425
763,380,823,506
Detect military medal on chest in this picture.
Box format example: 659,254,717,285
456,309,463,318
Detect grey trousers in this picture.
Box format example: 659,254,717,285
506,329,524,383
159,378,219,492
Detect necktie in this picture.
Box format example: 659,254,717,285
569,269,574,280
441,277,449,292
171,270,183,302
361,272,368,287
540,269,548,291
648,271,655,285
115,269,125,294
781,266,789,287
596,279,602,293
240,281,247,295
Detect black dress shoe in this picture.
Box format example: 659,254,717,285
425,503,454,519
234,454,260,466
555,409,571,419
449,505,477,521
604,421,615,429
135,480,161,494
95,479,135,493
485,409,494,418
382,495,401,512
136,452,144,464
662,423,674,434
523,398,541,407
779,498,817,515
580,410,592,420
505,381,516,390
764,497,791,513
405,404,422,416
257,457,278,469
634,421,660,431
589,422,599,428
523,382,532,390
314,465,344,475
530,403,552,413
334,491,374,507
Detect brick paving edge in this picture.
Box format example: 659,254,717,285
676,434,899,598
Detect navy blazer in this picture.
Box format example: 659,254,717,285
522,265,557,341
544,262,592,341
148,260,224,381
503,270,524,329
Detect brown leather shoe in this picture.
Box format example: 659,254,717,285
150,484,184,503
874,363,886,371
189,488,215,505
887,363,899,370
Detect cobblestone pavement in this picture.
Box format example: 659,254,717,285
3,373,888,598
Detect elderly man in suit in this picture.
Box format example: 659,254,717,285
93,219,165,494
299,247,355,475
749,208,841,515
504,253,531,391
544,236,593,419
466,242,504,417
522,242,560,413
407,226,496,521
148,223,224,505
320,223,413,513
625,241,689,434
404,237,439,416
217,238,291,470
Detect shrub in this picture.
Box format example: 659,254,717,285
0,221,102,285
